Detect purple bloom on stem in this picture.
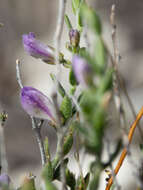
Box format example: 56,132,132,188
0,174,11,186
22,32,55,64
72,55,91,88
21,86,56,123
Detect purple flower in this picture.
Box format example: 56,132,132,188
69,29,80,47
22,32,55,64
21,86,56,123
0,174,11,186
72,55,92,88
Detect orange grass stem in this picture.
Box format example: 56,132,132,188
105,106,143,190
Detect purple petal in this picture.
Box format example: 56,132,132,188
21,86,56,123
0,174,11,186
22,32,55,63
72,55,91,88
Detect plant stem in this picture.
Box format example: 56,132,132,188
105,106,143,190
54,1,67,189
16,60,46,167
54,0,67,80
31,117,46,166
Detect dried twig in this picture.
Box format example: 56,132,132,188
110,4,127,134
105,106,143,190
16,59,46,167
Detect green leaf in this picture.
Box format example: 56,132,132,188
69,68,78,86
98,69,113,94
42,162,53,182
89,165,102,190
77,13,83,32
72,0,76,15
63,127,74,156
60,96,72,120
94,37,106,70
72,0,80,14
41,180,57,190
65,168,76,190
53,158,69,180
65,15,72,29
53,160,75,190
84,173,90,189
80,3,102,35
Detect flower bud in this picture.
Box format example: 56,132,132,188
69,29,80,47
20,86,56,123
0,174,11,186
72,55,92,88
22,32,55,64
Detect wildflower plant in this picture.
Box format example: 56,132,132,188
1,0,143,190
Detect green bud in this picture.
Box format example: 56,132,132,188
60,96,72,120
69,29,80,47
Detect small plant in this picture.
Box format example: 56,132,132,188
1,1,143,190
